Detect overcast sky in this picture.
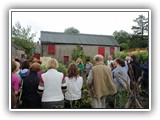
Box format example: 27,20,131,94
11,10,148,42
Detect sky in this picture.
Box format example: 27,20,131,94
11,10,148,42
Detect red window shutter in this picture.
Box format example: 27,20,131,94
33,54,40,60
64,56,69,63
98,47,105,57
110,47,115,54
48,44,55,54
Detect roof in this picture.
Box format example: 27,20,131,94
40,31,119,47
12,42,25,51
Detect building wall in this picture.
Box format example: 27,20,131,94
12,47,18,60
12,47,25,60
41,44,119,62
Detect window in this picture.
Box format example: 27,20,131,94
110,47,115,54
64,56,69,63
98,47,105,57
48,44,55,54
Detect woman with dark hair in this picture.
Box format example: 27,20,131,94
129,55,142,81
64,63,83,108
21,63,42,108
19,60,30,79
112,58,130,108
32,59,44,79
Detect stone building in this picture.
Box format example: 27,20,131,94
12,43,25,60
39,31,120,63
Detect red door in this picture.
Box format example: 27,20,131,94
33,54,40,60
64,56,69,63
48,44,55,54
110,47,115,54
98,47,105,57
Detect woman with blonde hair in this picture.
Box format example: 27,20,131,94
76,58,84,76
64,63,83,108
38,58,66,109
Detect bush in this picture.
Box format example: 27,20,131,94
120,43,129,51
58,63,67,76
113,51,148,64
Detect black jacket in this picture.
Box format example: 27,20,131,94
22,71,41,108
129,61,142,81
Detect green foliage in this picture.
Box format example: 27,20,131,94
131,15,149,48
71,48,77,61
64,27,80,34
12,21,36,58
81,84,91,108
13,37,35,58
113,51,129,60
135,51,148,64
58,63,67,76
41,65,48,73
113,30,130,45
120,43,129,51
41,63,67,76
71,45,87,64
113,51,148,64
132,15,148,35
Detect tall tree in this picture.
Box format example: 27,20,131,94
113,30,131,51
131,15,148,48
64,27,80,34
12,21,36,58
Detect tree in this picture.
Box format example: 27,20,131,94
64,27,80,34
131,15,148,48
113,30,130,44
12,21,36,58
120,43,129,51
113,30,131,51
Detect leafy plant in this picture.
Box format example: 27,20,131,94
58,63,67,76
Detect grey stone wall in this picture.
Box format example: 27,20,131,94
41,44,119,62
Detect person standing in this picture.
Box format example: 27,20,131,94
87,54,117,108
129,55,142,81
64,63,83,108
18,60,30,79
85,58,93,78
107,56,114,69
76,58,84,76
12,61,21,96
21,63,42,108
112,58,130,108
38,58,66,109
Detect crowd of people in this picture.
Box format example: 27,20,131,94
11,53,148,109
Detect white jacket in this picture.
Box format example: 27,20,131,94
41,69,64,102
65,76,83,100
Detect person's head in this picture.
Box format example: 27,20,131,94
21,60,30,69
114,58,125,67
86,58,90,64
29,57,37,66
94,54,104,64
46,58,59,69
15,57,20,62
12,61,17,73
32,59,42,65
125,56,130,61
67,63,79,78
29,63,41,73
130,55,137,62
76,58,83,64
108,56,112,61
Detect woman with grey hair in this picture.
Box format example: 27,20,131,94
38,58,66,109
